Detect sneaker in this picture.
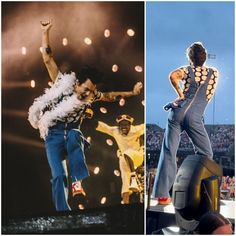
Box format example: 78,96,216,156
129,176,140,192
157,197,172,205
72,181,86,197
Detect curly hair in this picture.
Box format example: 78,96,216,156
186,42,207,66
76,65,104,85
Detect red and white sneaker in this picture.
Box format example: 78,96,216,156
157,197,172,205
72,181,86,197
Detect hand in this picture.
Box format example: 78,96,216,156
40,20,52,32
133,82,143,95
172,96,185,107
174,95,185,103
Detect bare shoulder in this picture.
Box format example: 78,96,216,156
169,67,185,80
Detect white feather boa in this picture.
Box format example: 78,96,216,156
28,72,89,140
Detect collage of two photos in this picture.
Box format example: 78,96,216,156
2,1,235,234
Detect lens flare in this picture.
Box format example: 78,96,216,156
62,38,68,46
112,64,119,72
127,29,135,37
84,37,92,45
106,139,113,146
104,29,110,38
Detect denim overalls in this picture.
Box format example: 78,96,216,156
45,121,89,211
152,66,213,198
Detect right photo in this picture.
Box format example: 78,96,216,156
145,1,235,235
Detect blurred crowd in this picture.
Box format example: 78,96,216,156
146,124,234,153
220,176,235,200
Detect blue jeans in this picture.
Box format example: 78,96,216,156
45,122,89,211
152,67,214,198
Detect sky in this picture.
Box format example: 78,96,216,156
146,1,235,127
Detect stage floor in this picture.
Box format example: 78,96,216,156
146,195,235,222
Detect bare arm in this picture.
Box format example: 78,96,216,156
169,69,185,100
40,20,59,82
100,82,143,102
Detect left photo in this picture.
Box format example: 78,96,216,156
2,2,144,234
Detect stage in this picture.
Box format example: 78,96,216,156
146,196,235,234
2,203,144,234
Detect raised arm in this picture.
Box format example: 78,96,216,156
169,69,185,100
40,20,59,82
100,82,143,102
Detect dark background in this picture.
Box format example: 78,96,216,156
2,1,144,218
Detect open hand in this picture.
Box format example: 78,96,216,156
133,82,143,95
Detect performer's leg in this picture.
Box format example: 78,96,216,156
152,119,182,198
119,155,131,204
122,192,130,204
184,118,213,158
66,129,89,196
45,130,71,211
124,154,135,172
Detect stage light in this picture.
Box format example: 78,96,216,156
114,170,120,176
127,29,135,37
104,29,110,38
119,98,125,106
100,107,107,113
78,204,85,210
30,80,35,88
86,136,92,144
142,100,145,106
2,81,32,89
21,47,27,55
2,133,44,148
2,109,27,118
100,197,107,204
94,167,100,175
135,65,143,72
112,64,119,72
62,38,68,46
106,139,113,146
84,37,92,45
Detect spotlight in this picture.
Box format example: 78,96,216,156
78,204,85,210
94,167,100,175
21,47,27,55
114,170,120,176
112,64,119,72
84,37,92,45
127,29,135,37
30,80,35,88
104,29,110,38
106,139,113,146
100,107,107,114
62,38,68,46
135,65,143,72
100,197,107,204
119,98,125,106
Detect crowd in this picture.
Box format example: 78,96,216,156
220,176,235,200
146,124,234,153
